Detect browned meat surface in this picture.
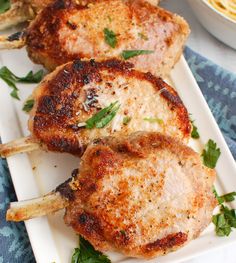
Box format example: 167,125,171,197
64,132,217,258
29,59,191,156
25,0,190,77
6,132,217,258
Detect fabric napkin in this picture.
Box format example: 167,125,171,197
0,46,235,263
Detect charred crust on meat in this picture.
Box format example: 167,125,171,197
7,31,24,42
52,0,66,10
76,212,104,237
73,59,84,70
92,138,103,145
90,59,97,67
144,232,188,252
79,213,88,224
38,96,56,114
56,178,75,200
47,136,84,155
83,75,90,84
66,21,77,30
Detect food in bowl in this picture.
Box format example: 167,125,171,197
208,0,236,21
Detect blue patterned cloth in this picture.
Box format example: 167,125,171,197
0,47,235,262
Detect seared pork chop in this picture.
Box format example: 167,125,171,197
23,0,189,77
29,59,191,155
0,59,191,157
6,132,217,259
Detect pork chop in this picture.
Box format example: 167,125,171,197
6,132,217,258
25,0,189,77
64,131,217,258
28,59,191,156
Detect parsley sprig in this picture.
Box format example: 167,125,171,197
80,101,120,129
213,187,236,237
123,116,131,125
0,0,10,14
0,66,44,100
22,99,34,113
144,117,163,125
201,139,221,168
121,50,154,60
71,236,111,263
104,28,117,48
190,119,200,139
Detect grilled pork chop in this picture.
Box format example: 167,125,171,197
3,0,189,77
0,59,191,157
6,132,217,259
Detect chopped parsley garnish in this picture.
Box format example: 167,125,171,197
0,66,44,100
107,15,112,23
104,28,117,48
144,117,163,125
22,99,34,113
71,236,111,263
0,0,10,14
80,101,120,129
201,139,221,168
213,187,236,237
190,120,200,139
220,192,236,203
121,50,154,60
123,116,131,125
138,32,148,40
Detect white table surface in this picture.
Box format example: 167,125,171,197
160,1,236,262
161,0,236,74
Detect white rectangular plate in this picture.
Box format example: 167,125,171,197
0,47,236,263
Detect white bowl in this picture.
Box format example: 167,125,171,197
187,0,236,49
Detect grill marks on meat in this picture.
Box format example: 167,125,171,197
64,132,217,258
25,0,190,76
29,59,191,155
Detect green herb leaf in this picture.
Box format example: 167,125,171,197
85,101,120,129
212,187,236,237
138,32,148,40
71,236,111,263
120,230,126,235
212,213,232,237
19,70,44,83
104,28,117,48
190,120,200,139
201,139,221,168
220,192,236,203
0,0,10,14
121,50,154,60
22,99,34,113
213,186,224,205
107,15,112,23
0,66,44,100
123,116,131,125
144,117,163,125
212,206,236,237
221,205,236,228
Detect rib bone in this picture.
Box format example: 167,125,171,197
6,173,79,221
0,136,40,158
6,191,68,221
0,32,26,49
0,1,33,30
